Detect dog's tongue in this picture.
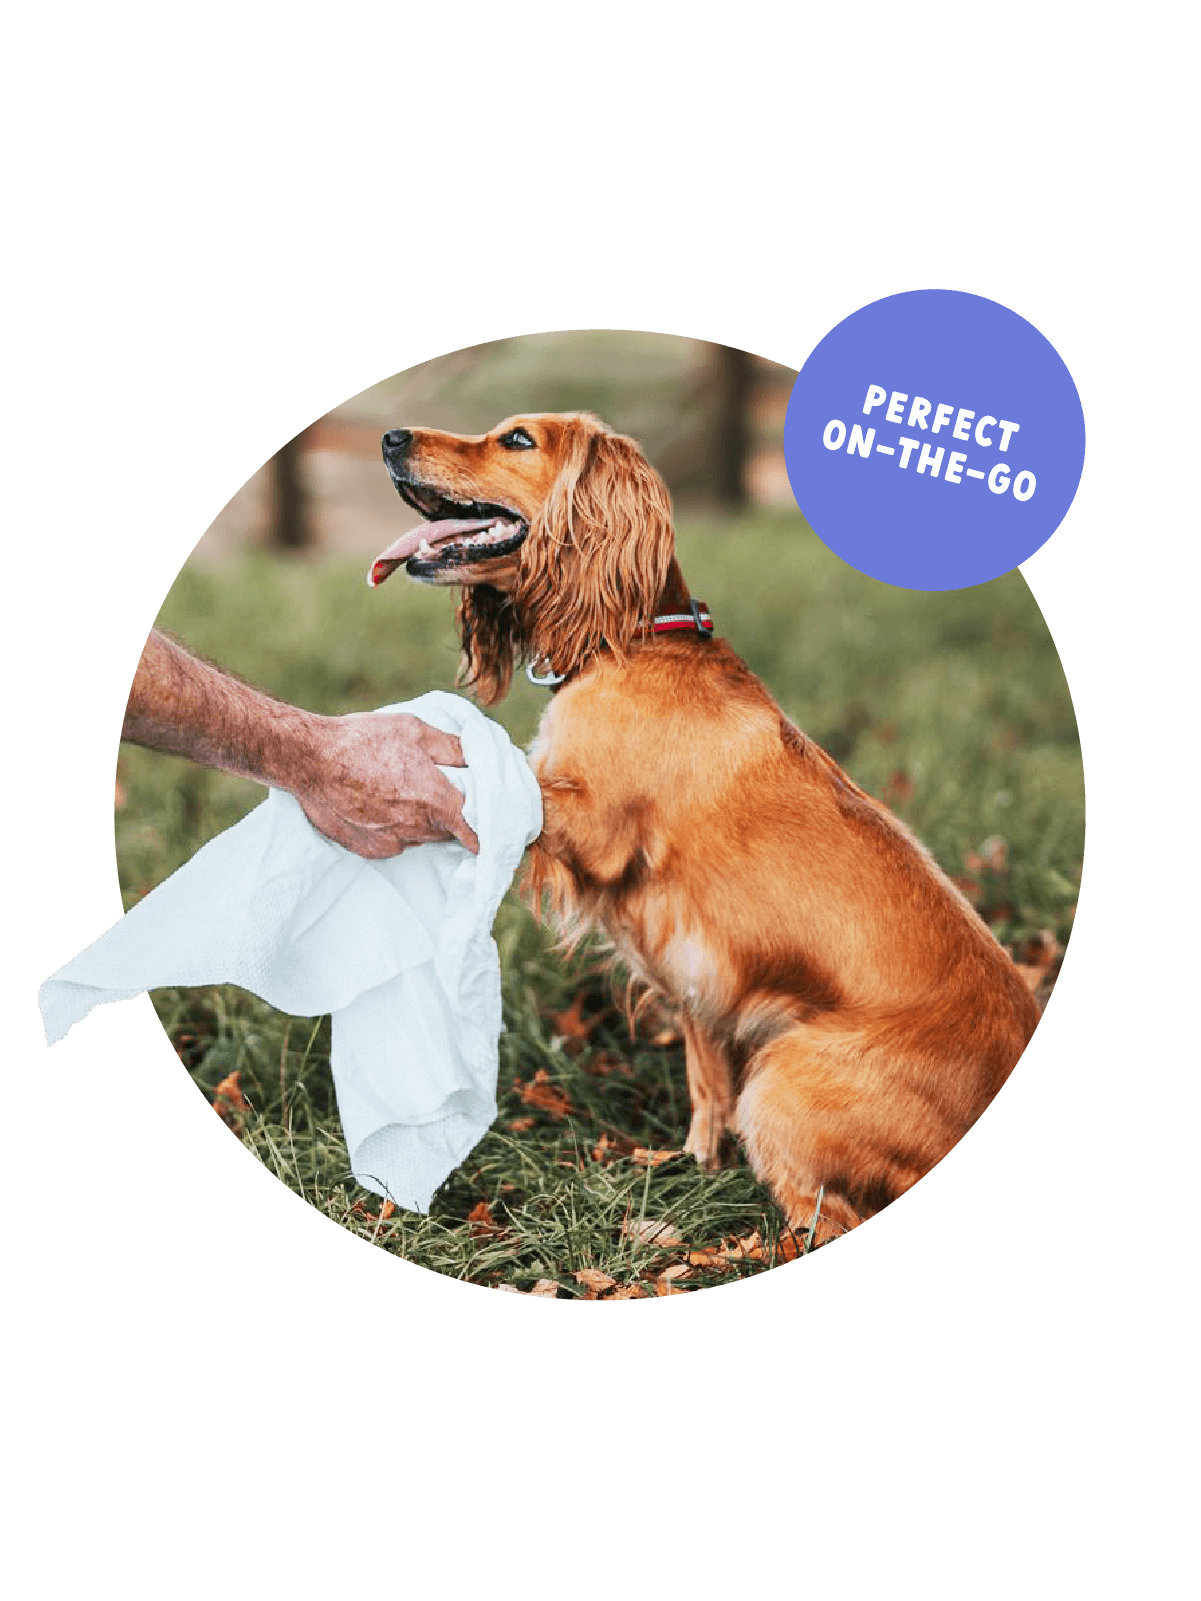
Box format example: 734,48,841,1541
367,518,497,587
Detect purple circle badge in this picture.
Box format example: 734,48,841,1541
784,290,1086,590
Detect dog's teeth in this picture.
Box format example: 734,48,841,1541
419,538,432,555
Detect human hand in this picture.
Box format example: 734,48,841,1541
293,711,480,858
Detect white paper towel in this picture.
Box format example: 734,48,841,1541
39,692,543,1212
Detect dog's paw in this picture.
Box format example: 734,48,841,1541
684,1113,730,1172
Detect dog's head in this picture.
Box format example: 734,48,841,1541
369,412,675,703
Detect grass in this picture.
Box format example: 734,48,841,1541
115,511,1084,1294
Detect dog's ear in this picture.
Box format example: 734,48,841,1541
517,422,675,680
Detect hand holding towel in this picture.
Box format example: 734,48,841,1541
40,692,543,1213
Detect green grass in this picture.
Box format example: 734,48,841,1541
116,512,1084,1293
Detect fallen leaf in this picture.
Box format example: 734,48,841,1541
213,1069,246,1108
529,1279,561,1298
507,1116,536,1132
548,991,613,1055
657,1262,693,1282
467,1200,499,1237
574,1267,618,1297
630,1146,679,1168
212,1070,248,1134
609,1284,650,1299
686,1249,732,1270
622,1217,684,1248
772,1231,806,1262
514,1069,574,1119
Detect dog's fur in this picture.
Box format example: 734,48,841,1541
378,411,1040,1243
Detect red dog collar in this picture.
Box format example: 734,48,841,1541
651,599,714,635
526,600,714,687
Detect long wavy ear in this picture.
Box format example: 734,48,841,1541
516,419,675,679
456,584,522,706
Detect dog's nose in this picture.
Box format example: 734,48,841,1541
382,428,412,456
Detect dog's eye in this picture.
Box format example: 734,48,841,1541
497,427,536,450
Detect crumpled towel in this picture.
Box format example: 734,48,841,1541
39,692,543,1213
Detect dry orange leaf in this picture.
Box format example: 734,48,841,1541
213,1069,247,1108
507,1115,535,1132
212,1070,248,1133
772,1232,806,1262
630,1146,678,1168
575,1267,617,1291
686,1248,732,1269
548,991,612,1056
528,1279,561,1298
592,1133,614,1163
466,1200,499,1236
514,1069,574,1119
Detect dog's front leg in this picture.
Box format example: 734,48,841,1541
682,1017,736,1171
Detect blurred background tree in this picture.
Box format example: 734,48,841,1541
243,333,795,560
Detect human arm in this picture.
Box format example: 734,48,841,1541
123,629,479,857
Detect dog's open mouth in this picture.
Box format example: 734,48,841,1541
368,480,527,587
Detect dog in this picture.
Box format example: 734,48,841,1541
368,412,1040,1243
